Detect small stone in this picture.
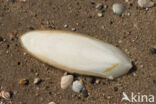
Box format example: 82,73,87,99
61,75,73,89
112,3,125,15
34,78,42,85
95,79,100,84
48,102,56,104
125,0,129,3
133,73,137,77
18,0,27,3
64,72,68,75
138,0,154,8
114,87,118,92
0,36,3,42
8,0,16,3
8,33,14,40
18,78,29,85
97,12,103,17
72,80,84,93
146,7,149,11
118,40,122,44
29,26,35,30
150,48,156,54
95,3,103,10
140,65,144,68
86,77,95,84
23,52,27,55
81,88,88,98
71,28,76,31
127,12,131,16
64,24,68,28
104,5,108,9
49,24,55,29
107,96,111,99
101,25,105,30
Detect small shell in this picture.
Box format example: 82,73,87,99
112,3,125,15
61,75,74,89
72,80,84,93
138,0,154,8
0,91,11,100
48,102,56,104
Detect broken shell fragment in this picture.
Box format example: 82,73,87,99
20,30,132,79
0,91,11,100
61,75,74,89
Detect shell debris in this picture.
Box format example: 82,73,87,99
0,91,11,100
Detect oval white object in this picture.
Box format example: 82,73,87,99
61,75,74,89
20,30,132,79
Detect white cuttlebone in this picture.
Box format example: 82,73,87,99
20,30,132,79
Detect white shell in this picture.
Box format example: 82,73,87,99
48,102,56,104
20,30,132,79
72,80,84,93
0,91,10,100
112,3,125,15
138,0,154,8
61,75,73,89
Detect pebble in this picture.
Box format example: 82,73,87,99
118,40,122,44
81,88,88,98
133,73,137,77
18,78,29,85
86,77,95,84
150,48,156,54
114,87,118,92
104,5,108,9
0,36,3,42
8,0,16,3
0,91,11,100
29,26,35,30
127,12,131,16
33,78,42,85
64,24,68,28
112,3,125,15
18,0,27,3
125,0,129,3
138,0,154,8
72,80,84,93
153,80,156,84
97,12,103,17
140,65,144,68
71,28,76,31
95,79,100,84
95,3,103,10
101,25,105,30
49,24,55,29
61,75,73,89
48,102,56,104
